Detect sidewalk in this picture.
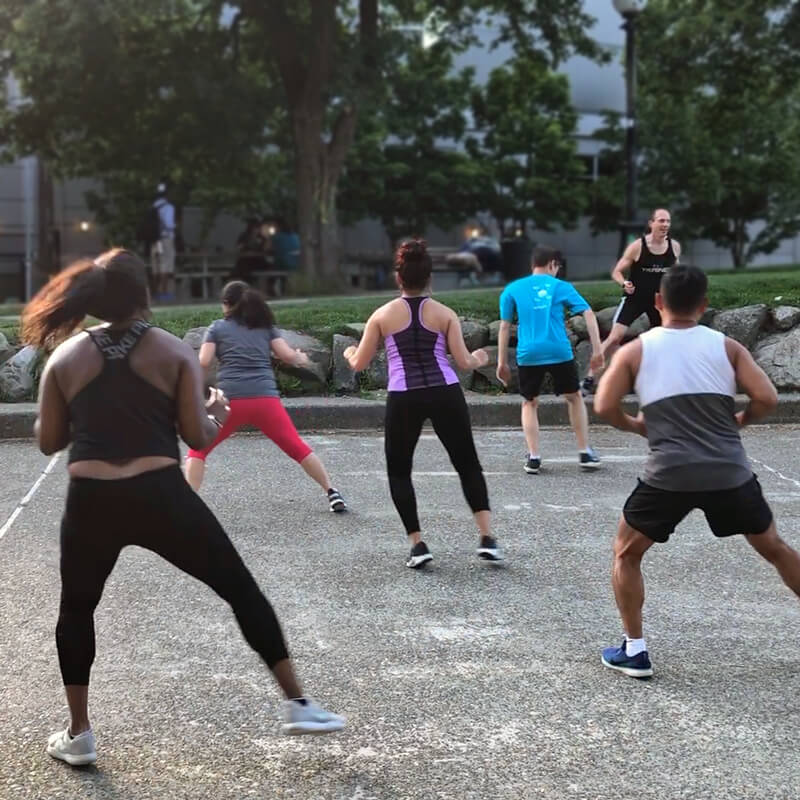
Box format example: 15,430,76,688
3,393,800,440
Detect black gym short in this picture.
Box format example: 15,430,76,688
623,475,774,543
614,292,662,327
518,360,580,399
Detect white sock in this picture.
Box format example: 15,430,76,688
625,637,647,657
528,453,540,460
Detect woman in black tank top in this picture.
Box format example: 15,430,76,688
21,249,344,766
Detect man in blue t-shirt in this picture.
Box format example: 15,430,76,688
497,246,604,473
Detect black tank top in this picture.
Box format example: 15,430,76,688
68,320,180,464
630,236,677,296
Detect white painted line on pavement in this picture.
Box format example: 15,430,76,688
750,457,800,491
0,453,61,541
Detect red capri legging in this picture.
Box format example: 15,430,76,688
186,396,313,463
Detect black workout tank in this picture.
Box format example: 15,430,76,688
68,320,180,464
630,236,677,296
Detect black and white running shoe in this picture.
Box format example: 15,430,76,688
406,541,433,569
524,456,541,474
328,488,347,512
477,536,503,562
579,447,601,469
580,376,596,397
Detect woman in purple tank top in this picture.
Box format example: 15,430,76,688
344,239,503,568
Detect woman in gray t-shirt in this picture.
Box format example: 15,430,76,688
184,281,347,513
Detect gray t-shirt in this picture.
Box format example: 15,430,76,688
205,318,280,399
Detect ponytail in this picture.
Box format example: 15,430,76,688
221,281,275,329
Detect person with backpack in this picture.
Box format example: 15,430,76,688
140,183,176,302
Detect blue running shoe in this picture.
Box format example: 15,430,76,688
601,640,653,679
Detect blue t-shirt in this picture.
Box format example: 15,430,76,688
499,274,589,366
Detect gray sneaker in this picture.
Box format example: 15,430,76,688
46,727,97,766
280,699,346,735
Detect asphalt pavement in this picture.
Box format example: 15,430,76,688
2,425,800,799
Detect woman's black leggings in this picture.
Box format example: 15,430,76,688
385,384,490,534
57,466,289,685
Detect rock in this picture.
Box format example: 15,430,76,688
712,304,768,349
624,314,651,341
772,305,800,332
595,305,621,338
475,346,518,392
447,356,474,391
331,334,358,394
459,319,489,351
754,328,800,390
566,315,587,342
0,332,13,367
0,345,40,401
574,340,593,380
341,322,365,339
699,307,717,328
363,348,388,390
488,320,517,347
275,328,331,387
182,327,217,386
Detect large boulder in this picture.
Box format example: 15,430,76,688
459,319,489,351
566,315,587,342
363,348,388,390
447,356,474,391
341,322,365,339
474,346,518,392
699,307,717,328
488,320,518,346
625,314,651,341
0,345,40,401
754,328,800,391
332,334,358,394
0,332,13,367
574,340,593,381
772,306,800,332
595,305,620,338
275,328,331,387
712,304,768,349
182,327,217,386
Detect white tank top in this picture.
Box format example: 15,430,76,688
634,326,751,491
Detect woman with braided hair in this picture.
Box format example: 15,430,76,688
344,239,503,568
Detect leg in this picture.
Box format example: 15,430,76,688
611,518,655,639
746,522,800,597
564,391,589,451
521,398,540,456
384,391,425,543
599,322,629,365
184,400,243,491
429,386,491,540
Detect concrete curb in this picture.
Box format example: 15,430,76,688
3,393,800,440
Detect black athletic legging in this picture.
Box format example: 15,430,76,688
385,384,489,534
56,465,289,685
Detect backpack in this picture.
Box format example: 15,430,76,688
136,203,162,246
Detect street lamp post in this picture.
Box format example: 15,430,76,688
612,0,647,254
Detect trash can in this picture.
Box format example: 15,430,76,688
500,238,535,282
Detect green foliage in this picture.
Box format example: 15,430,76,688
635,0,800,267
468,54,587,235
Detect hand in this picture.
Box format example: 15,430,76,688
293,350,310,367
628,411,647,437
589,351,604,372
206,387,230,425
471,348,489,368
343,345,357,361
735,410,747,428
623,280,635,295
496,362,511,388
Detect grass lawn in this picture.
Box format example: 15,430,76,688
1,267,798,345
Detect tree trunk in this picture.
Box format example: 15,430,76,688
732,219,746,268
292,114,323,280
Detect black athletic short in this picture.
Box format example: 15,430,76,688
518,360,580,399
623,475,773,543
614,292,662,328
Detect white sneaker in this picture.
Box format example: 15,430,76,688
47,727,97,766
280,699,346,736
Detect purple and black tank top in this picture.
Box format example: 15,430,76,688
385,297,460,392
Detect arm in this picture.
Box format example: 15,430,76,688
270,336,310,367
175,348,223,450
672,239,681,264
726,338,778,426
496,320,512,386
343,313,382,372
611,240,640,292
446,311,488,371
582,309,604,372
34,355,71,456
593,340,646,436
198,341,216,369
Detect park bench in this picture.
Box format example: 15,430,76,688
174,252,289,301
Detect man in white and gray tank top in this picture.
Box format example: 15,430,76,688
594,264,800,679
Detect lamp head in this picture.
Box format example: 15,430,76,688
612,0,646,15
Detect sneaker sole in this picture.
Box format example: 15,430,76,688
329,503,347,513
46,747,97,766
281,720,346,736
523,466,540,474
477,549,503,562
600,655,653,679
579,461,601,470
406,553,433,569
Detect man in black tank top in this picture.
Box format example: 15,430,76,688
582,209,681,395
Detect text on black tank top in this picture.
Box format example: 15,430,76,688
67,320,180,463
630,236,677,296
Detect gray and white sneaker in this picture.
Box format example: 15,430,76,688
46,727,97,766
280,699,346,735
477,535,503,562
579,447,601,469
406,541,433,569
